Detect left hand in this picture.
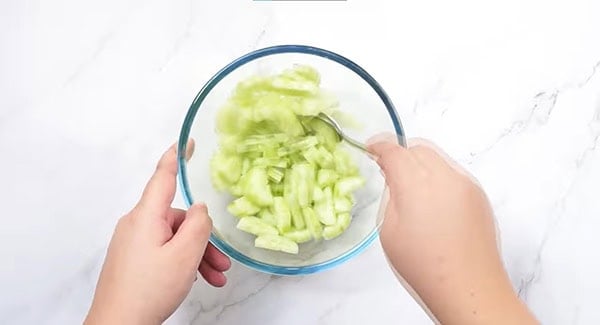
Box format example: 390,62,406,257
85,141,231,325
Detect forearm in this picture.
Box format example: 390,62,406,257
84,296,160,325
417,274,535,325
387,256,538,325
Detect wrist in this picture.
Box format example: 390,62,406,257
385,251,535,325
413,270,532,325
84,301,160,325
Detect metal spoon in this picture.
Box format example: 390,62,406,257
316,112,368,152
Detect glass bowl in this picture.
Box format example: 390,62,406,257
177,45,405,275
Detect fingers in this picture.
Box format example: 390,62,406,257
408,138,453,168
136,140,195,216
167,204,212,265
199,260,227,287
366,132,399,147
367,134,417,189
203,243,231,272
166,208,186,233
408,138,478,182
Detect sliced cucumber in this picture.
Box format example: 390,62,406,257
334,196,353,213
272,196,292,233
227,197,261,217
323,224,343,240
243,167,273,207
267,167,285,183
292,163,315,207
316,146,334,169
308,118,340,151
210,64,366,254
283,229,312,243
237,217,279,236
312,186,325,202
255,234,299,254
209,152,242,191
258,208,277,227
317,168,338,187
337,212,351,231
314,187,336,226
302,206,323,240
334,176,365,197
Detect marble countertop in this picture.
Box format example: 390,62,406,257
2,0,600,324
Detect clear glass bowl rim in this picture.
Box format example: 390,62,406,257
177,44,406,275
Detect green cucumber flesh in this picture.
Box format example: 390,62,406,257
237,217,279,236
255,234,299,254
210,64,366,254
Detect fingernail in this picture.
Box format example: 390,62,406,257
192,202,208,212
185,138,196,161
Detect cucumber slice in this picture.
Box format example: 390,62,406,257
314,187,336,225
337,212,351,231
218,135,240,154
317,169,338,187
302,146,321,166
241,158,251,175
316,146,334,169
283,169,295,205
292,163,315,207
272,197,292,233
313,186,325,202
258,209,277,227
229,184,243,197
308,118,340,151
227,197,261,217
323,224,344,240
209,153,242,190
255,234,299,254
254,158,289,169
234,75,273,99
289,136,319,153
271,183,284,196
289,200,305,230
271,76,319,95
216,103,252,135
333,147,359,176
335,176,365,197
267,167,285,183
302,206,323,240
237,217,279,236
334,196,353,213
283,229,312,243
243,167,273,206
283,64,320,85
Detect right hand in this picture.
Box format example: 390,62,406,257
368,136,538,325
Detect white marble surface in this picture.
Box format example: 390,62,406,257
2,0,600,324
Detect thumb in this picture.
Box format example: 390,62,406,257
167,204,212,265
367,134,415,189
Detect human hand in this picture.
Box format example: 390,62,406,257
369,136,537,325
85,141,231,325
